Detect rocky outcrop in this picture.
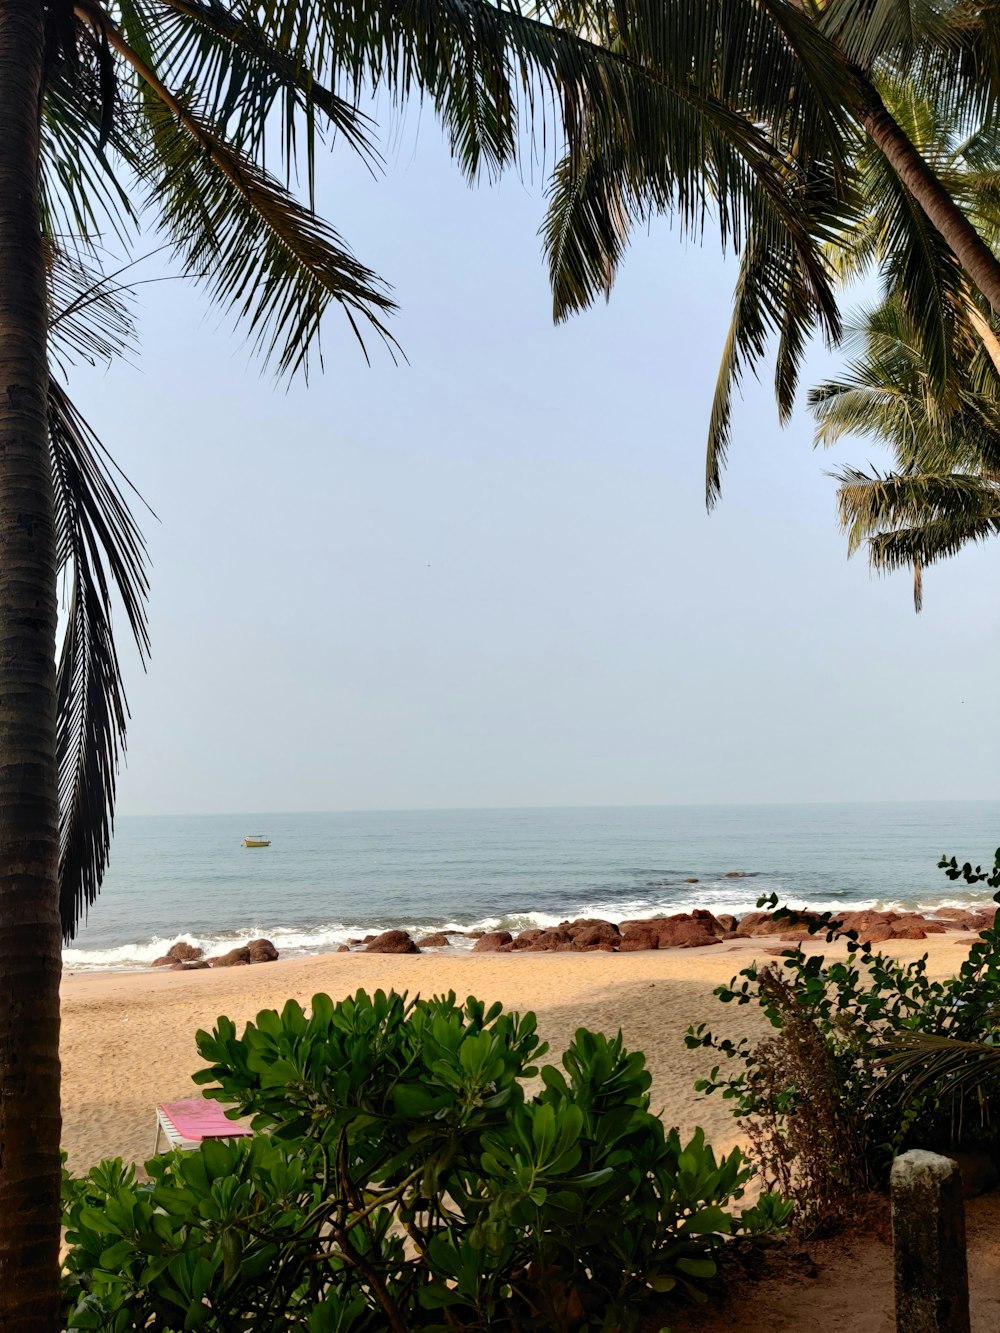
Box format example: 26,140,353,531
508,929,543,950
617,914,721,950
167,941,203,962
618,923,659,951
152,941,203,966
364,930,420,954
571,921,621,950
522,928,574,952
472,930,513,952
889,923,927,940
736,910,823,938
832,910,947,943
206,939,278,966
657,915,721,948
171,960,210,971
210,947,252,967
300,900,990,964
931,908,983,931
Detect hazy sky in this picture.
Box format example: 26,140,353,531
66,116,1000,816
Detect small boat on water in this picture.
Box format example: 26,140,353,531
243,834,271,848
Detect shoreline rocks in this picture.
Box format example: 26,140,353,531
364,930,420,955
151,938,282,968
152,904,998,971
366,904,993,955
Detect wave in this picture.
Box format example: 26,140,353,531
62,885,1000,971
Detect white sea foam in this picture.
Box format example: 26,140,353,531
66,888,1000,971
63,920,483,971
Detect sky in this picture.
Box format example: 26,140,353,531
65,112,1000,816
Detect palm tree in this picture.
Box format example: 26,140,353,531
0,0,847,1325
813,297,1000,609
541,0,1000,502
810,98,1000,610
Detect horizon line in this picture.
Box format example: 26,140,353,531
114,796,1000,820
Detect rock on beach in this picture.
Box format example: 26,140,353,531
363,930,420,955
151,901,990,974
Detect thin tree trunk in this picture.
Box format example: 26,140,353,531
787,0,1000,313
854,78,1000,315
0,1,63,1330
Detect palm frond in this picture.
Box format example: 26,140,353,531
706,230,771,508
46,247,139,374
706,185,844,507
879,1031,1000,1108
836,468,1000,542
132,0,384,183
865,511,1000,569
541,151,628,321
49,381,151,941
137,93,399,374
817,0,951,72
41,40,136,248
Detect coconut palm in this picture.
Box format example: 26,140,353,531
799,84,1000,611
811,260,1000,607
0,0,856,1325
541,0,1000,502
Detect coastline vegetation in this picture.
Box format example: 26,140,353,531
688,851,1000,1233
6,0,1000,1322
62,989,789,1330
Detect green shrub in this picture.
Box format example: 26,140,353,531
63,989,786,1331
686,853,1000,1229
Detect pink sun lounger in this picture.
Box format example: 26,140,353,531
153,1098,252,1153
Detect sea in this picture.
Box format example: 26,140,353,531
61,802,1000,971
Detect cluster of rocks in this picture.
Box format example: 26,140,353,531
334,904,999,956
151,938,279,970
151,904,998,968
336,928,486,955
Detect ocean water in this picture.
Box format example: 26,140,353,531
63,802,1000,970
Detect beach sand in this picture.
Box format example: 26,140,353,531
61,933,995,1332
61,932,978,1171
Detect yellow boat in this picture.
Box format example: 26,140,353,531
243,835,271,848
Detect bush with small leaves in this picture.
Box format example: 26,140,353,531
62,989,787,1331
685,851,1000,1229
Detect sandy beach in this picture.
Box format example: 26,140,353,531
61,932,979,1172
61,932,1000,1332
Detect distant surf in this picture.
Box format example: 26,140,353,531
63,802,1000,971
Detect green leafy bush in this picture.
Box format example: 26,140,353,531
63,989,785,1331
686,853,1000,1229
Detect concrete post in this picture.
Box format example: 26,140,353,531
891,1149,970,1333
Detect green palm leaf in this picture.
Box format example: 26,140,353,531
49,380,151,941
879,1032,1000,1109
138,95,398,373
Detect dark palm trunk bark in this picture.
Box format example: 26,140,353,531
0,2,63,1331
854,78,1000,314
786,0,1000,312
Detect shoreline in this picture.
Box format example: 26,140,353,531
64,899,998,973
64,931,979,1173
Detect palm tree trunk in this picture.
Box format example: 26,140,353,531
787,0,1000,313
854,78,1000,315
0,2,64,1331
